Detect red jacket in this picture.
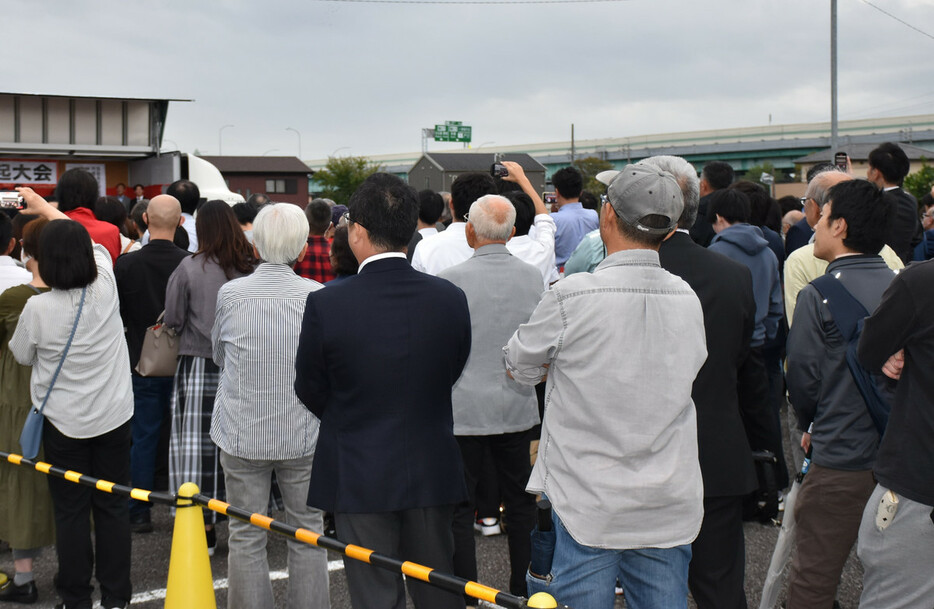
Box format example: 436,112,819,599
64,207,122,264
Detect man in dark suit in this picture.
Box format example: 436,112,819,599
690,160,734,247
867,142,922,265
644,156,767,609
295,174,471,609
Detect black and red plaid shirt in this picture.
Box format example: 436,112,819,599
294,235,335,284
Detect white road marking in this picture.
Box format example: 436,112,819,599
92,559,346,606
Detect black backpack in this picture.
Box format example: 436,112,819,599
810,274,895,436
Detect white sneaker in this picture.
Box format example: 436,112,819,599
474,517,502,536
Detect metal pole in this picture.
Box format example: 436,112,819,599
218,124,233,155
830,0,838,154
570,124,575,163
286,127,302,158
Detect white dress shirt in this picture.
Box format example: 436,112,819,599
410,222,472,276
507,214,559,287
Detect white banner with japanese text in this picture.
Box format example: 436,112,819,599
0,161,58,185
65,163,106,197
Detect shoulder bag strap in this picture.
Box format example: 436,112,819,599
34,286,87,415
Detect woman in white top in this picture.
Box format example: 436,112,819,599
10,186,133,609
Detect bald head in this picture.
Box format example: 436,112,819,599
803,169,851,228
467,195,516,244
145,194,182,238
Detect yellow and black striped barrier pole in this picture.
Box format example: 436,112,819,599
193,493,568,609
0,450,567,609
0,450,176,506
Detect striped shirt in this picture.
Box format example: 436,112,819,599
10,245,134,439
209,263,324,460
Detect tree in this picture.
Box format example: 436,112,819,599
572,157,615,195
903,159,934,201
313,155,384,206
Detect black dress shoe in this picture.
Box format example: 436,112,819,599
129,510,153,534
0,579,39,604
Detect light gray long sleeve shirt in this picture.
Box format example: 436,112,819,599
505,249,707,550
210,263,323,460
439,244,543,436
10,245,134,438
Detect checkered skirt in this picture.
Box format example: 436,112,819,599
169,355,225,523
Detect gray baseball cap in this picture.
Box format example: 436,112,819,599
604,164,683,235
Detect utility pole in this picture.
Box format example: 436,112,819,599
830,0,838,154
570,124,575,163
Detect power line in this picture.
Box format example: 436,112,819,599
314,0,631,4
857,0,934,42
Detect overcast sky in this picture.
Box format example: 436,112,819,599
5,0,934,160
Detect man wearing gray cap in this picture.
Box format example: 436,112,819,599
505,165,707,609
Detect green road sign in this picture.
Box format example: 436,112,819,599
434,122,472,143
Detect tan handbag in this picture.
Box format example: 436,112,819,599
135,311,179,377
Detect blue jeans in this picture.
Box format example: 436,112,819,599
527,510,691,609
129,375,173,516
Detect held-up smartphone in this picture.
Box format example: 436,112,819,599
834,152,848,172
543,192,557,206
0,191,24,209
490,163,508,178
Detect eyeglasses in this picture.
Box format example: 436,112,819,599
799,197,810,210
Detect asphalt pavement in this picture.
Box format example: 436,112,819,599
2,403,864,608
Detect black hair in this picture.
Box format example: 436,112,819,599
95,196,130,236
504,191,535,237
305,200,333,235
10,213,39,260
232,202,258,226
706,188,751,225
729,181,781,232
130,200,149,234
195,200,255,278
552,166,583,199
868,142,911,185
166,180,200,215
701,161,735,190
826,180,890,254
39,219,98,289
450,173,496,222
133,184,144,191
54,168,99,212
579,190,600,212
329,225,358,277
0,212,12,255
174,225,190,250
417,190,444,225
778,195,802,217
806,162,836,183
348,173,418,250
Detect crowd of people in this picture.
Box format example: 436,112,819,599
0,141,931,609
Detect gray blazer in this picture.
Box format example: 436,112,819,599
439,243,543,436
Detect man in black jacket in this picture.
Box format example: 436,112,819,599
114,195,189,533
867,142,922,265
295,174,471,609
642,155,764,609
856,257,934,609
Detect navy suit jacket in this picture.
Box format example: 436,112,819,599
784,217,812,256
295,256,471,513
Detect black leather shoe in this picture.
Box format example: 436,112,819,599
130,510,153,534
0,579,39,604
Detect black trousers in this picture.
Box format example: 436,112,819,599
689,495,747,609
335,506,464,609
44,419,132,608
453,430,536,597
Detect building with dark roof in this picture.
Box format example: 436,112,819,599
407,152,547,194
198,155,313,206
